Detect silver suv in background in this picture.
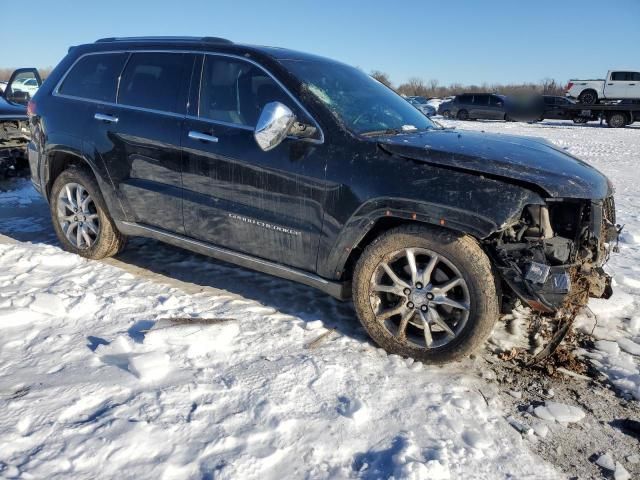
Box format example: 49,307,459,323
406,96,436,116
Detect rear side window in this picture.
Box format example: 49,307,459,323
58,53,127,102
474,95,489,105
118,52,189,113
457,95,470,104
198,56,292,127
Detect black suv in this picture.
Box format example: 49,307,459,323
28,37,616,363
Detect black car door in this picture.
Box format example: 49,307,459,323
92,51,195,233
488,95,506,119
181,54,328,271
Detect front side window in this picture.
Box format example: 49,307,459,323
632,72,640,81
118,52,188,113
611,71,631,81
58,53,128,102
199,56,293,127
279,58,436,135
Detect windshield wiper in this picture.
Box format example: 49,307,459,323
360,128,404,137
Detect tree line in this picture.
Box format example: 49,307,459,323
370,70,565,98
0,67,52,82
0,66,565,98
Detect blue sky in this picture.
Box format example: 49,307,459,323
2,0,638,86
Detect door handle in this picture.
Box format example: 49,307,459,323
630,83,636,86
188,131,219,143
94,113,119,123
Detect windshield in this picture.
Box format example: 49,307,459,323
279,58,437,135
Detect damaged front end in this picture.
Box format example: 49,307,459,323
0,119,30,178
487,196,618,359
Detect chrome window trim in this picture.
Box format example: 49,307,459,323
52,49,325,144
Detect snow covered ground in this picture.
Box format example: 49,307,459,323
0,118,639,479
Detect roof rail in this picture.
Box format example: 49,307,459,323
95,36,233,44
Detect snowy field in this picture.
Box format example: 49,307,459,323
0,119,639,479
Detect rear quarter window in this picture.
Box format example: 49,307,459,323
58,53,128,102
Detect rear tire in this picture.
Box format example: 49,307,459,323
352,225,499,364
578,90,598,105
606,112,627,128
50,166,126,259
456,109,469,120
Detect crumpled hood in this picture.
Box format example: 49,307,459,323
0,96,28,119
378,128,612,199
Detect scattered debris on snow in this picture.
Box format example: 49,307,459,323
533,401,585,423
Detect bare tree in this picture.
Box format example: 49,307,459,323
397,77,430,97
370,70,393,88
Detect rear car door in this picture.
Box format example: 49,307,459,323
181,54,327,271
92,51,195,233
471,94,489,119
53,53,129,215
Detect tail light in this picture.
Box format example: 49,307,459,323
27,99,36,117
566,82,573,91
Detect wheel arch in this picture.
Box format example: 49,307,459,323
44,148,95,199
320,199,505,282
578,88,598,103
43,147,127,222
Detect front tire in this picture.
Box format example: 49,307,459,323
50,166,126,259
352,225,499,363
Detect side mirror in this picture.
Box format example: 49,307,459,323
4,68,42,104
254,102,296,152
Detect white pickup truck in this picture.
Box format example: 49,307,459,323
566,70,640,104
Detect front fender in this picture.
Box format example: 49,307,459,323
318,185,544,280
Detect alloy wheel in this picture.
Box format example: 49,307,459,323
56,182,100,249
369,248,470,349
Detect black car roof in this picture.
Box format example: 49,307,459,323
77,36,337,64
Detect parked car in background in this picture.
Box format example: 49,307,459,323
507,95,577,122
28,36,615,364
12,77,40,98
1,68,42,176
406,96,436,116
566,70,640,104
540,95,576,120
437,98,454,117
442,93,509,120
